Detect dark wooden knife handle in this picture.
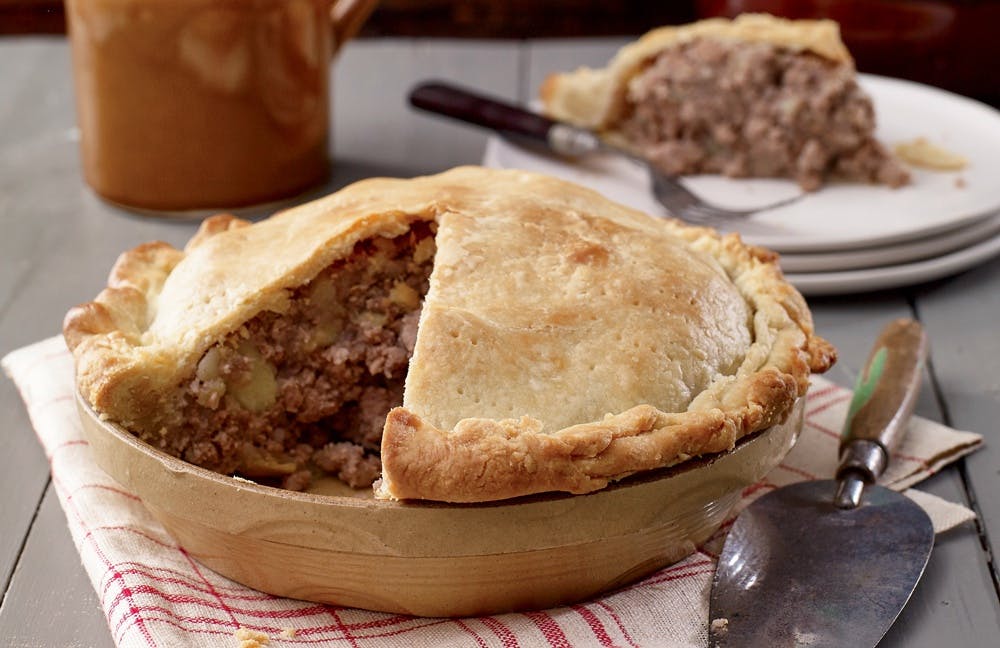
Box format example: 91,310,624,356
409,81,555,141
841,318,929,467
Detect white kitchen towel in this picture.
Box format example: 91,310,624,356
3,336,983,648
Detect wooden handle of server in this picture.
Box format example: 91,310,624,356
839,318,929,478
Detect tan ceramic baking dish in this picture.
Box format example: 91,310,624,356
76,394,803,617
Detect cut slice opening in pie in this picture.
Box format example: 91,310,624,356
65,166,835,503
541,13,909,191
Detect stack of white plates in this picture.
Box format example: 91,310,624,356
482,75,1000,296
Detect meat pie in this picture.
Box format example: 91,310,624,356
65,167,834,502
541,14,908,191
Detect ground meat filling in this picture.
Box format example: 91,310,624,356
620,38,909,191
174,222,436,491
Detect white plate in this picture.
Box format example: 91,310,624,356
785,230,1000,296
483,74,1000,253
778,213,1000,273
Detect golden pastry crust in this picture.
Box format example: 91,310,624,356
377,186,834,500
541,13,852,130
65,186,434,433
65,166,834,503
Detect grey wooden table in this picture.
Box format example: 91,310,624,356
1,35,998,648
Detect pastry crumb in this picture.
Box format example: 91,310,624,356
280,628,297,638
894,138,967,171
234,628,269,647
710,617,729,635
955,176,967,189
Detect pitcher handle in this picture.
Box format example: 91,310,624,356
331,0,380,56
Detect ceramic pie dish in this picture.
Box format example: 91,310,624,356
77,392,804,616
64,166,832,613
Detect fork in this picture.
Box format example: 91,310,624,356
409,81,798,229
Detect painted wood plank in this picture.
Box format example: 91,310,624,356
0,486,114,648
914,257,1000,579
333,38,521,178
0,36,76,149
883,470,1000,647
0,383,49,601
0,36,81,610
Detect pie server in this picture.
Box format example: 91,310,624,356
709,318,934,647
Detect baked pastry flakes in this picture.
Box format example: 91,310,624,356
64,166,834,502
541,14,909,191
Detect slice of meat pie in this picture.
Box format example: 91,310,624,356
541,14,909,191
64,167,834,502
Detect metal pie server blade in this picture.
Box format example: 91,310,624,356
709,319,935,647
710,480,933,647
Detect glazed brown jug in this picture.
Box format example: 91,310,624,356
66,0,379,213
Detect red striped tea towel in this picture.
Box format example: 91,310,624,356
3,336,983,648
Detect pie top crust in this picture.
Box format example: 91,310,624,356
65,166,834,503
541,13,853,131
